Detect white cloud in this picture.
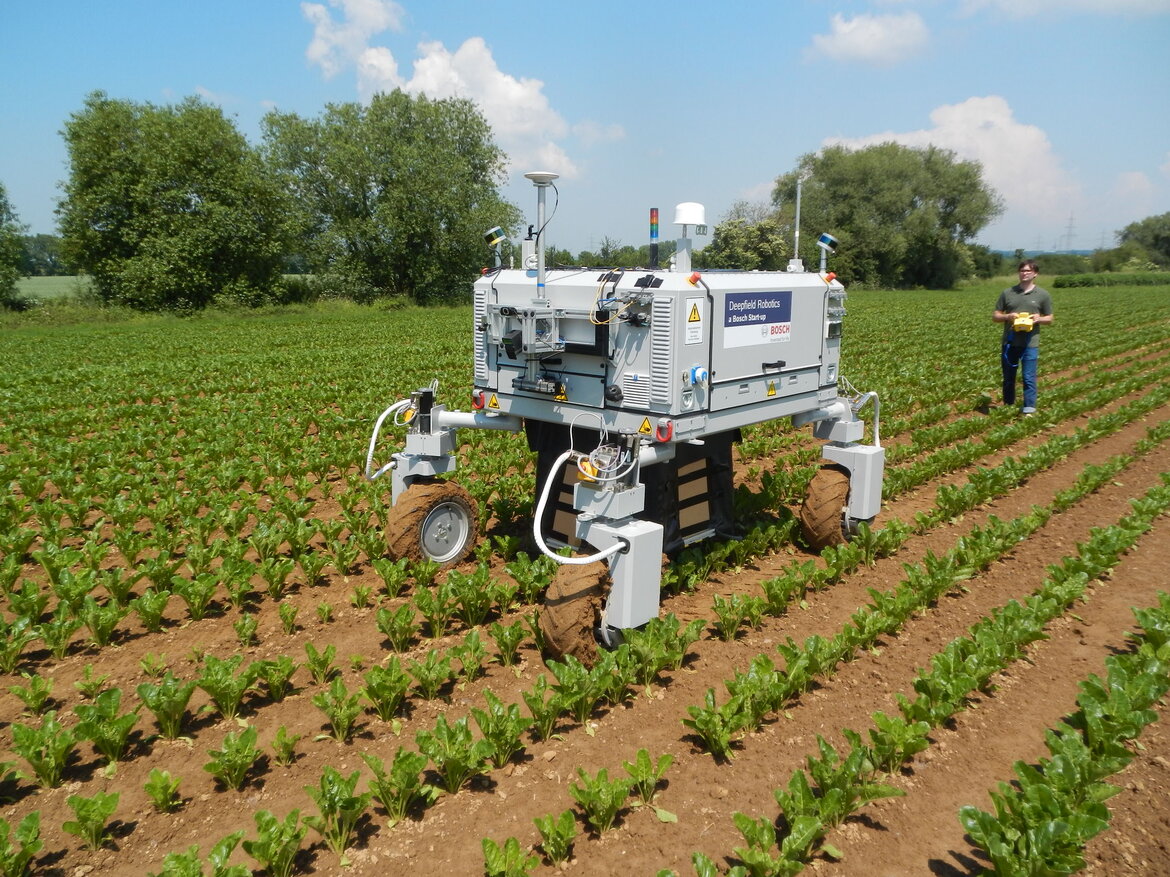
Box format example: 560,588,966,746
302,3,578,176
806,12,930,66
1160,151,1170,179
824,95,1080,226
962,0,1170,15
302,0,405,79
360,37,577,176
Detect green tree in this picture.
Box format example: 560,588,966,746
1090,240,1159,273
967,243,1005,279
262,90,521,304
58,91,292,311
545,245,575,267
772,143,1002,288
0,181,26,308
19,234,68,276
700,200,790,271
1117,211,1170,267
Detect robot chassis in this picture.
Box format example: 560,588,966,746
365,173,884,664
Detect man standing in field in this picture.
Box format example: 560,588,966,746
993,259,1054,415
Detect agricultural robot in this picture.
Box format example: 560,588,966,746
365,172,884,663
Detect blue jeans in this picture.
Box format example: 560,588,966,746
1002,344,1039,408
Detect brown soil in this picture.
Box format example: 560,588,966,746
3,386,1169,876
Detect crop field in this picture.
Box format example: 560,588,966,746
1,279,1169,876
13,276,93,301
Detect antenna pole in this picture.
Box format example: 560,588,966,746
524,171,559,303
793,175,802,260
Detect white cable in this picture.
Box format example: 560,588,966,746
364,399,413,480
532,449,625,566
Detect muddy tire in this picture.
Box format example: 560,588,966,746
798,464,851,550
539,563,609,667
384,481,478,568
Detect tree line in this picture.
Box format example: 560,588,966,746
2,89,1168,312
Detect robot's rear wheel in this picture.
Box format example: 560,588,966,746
798,464,851,550
385,481,478,568
539,563,609,668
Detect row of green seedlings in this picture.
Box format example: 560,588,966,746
1,552,571,801
885,358,1170,496
704,406,1170,647
0,470,399,626
851,302,1170,435
730,353,1170,551
869,347,1170,511
0,633,700,875
0,465,367,570
881,339,1170,468
960,592,1170,874
2,400,371,522
2,618,534,794
736,336,1170,508
0,613,704,871
0,536,559,676
683,430,1167,761
3,416,530,606
681,470,1170,875
480,747,676,877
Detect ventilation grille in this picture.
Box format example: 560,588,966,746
622,373,651,408
473,289,487,383
650,298,673,404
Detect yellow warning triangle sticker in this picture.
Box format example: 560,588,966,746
688,303,701,322
767,381,777,397
554,384,567,401
638,417,654,435
488,393,500,409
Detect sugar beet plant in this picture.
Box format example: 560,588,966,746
960,595,1170,874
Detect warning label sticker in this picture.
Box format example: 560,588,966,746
488,393,500,409
638,417,654,435
685,298,704,345
723,291,792,349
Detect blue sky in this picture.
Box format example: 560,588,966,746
3,0,1168,256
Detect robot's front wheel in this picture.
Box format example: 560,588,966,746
539,563,610,668
384,480,478,568
798,464,852,550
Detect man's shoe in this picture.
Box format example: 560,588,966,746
1021,406,1036,416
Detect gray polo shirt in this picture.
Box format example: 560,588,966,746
996,284,1053,348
